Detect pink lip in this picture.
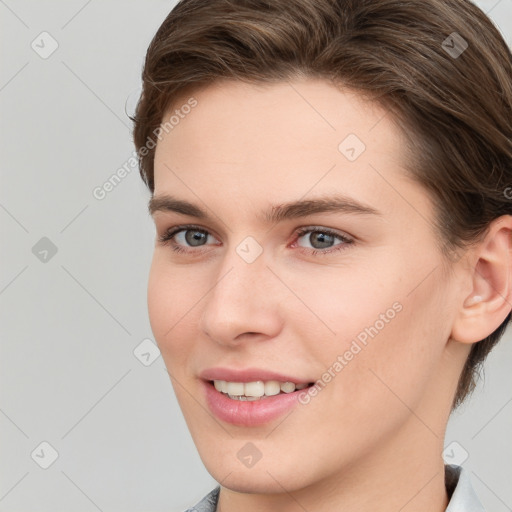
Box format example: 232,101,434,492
201,380,308,426
199,367,310,384
199,367,313,427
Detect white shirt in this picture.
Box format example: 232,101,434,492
445,464,486,511
184,464,485,511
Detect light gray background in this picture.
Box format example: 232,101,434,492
1,1,511,511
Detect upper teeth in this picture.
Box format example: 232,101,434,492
213,380,308,399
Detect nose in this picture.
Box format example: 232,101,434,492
199,245,283,347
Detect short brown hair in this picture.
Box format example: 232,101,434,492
132,0,512,410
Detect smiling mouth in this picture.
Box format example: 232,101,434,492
212,379,315,401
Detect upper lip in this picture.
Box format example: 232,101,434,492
199,367,312,384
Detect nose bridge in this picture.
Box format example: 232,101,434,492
214,233,271,302
199,238,282,344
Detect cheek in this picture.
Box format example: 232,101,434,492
313,257,449,407
147,257,194,362
346,278,451,413
147,259,170,341
278,267,409,405
276,259,389,337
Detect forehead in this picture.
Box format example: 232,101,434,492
156,79,396,159
152,78,425,223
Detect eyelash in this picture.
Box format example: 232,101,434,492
157,224,354,256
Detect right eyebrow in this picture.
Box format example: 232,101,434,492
148,195,207,218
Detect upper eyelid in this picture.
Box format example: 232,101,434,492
166,224,219,239
296,226,353,239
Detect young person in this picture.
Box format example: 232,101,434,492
132,1,512,510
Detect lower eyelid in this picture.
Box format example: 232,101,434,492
292,239,352,255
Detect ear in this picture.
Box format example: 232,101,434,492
451,215,512,345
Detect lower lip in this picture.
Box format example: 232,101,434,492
202,380,306,426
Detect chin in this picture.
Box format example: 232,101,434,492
199,447,317,495
206,465,303,494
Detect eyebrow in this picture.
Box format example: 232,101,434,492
148,193,381,224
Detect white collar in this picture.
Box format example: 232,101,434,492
445,464,486,511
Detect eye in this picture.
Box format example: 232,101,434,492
157,225,218,253
293,226,353,255
157,224,354,256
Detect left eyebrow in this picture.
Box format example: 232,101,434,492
148,193,381,223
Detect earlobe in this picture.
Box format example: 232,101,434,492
450,216,512,345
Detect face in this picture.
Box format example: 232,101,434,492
148,79,467,495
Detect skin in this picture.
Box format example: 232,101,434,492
148,78,512,512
